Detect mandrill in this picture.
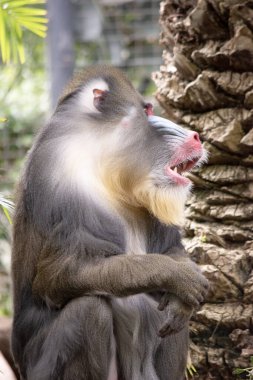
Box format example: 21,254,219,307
11,65,208,380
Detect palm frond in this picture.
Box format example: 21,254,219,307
0,0,47,63
0,195,14,224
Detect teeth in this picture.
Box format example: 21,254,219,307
174,167,178,173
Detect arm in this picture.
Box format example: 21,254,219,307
157,246,208,337
32,238,208,308
164,246,194,263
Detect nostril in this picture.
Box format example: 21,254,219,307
193,132,200,143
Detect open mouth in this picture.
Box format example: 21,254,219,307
165,156,201,186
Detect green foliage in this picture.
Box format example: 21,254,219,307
0,63,48,188
0,195,14,224
186,363,197,379
0,0,47,63
0,292,12,316
200,233,207,243
233,357,253,379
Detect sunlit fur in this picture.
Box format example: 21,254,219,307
134,149,208,226
98,154,190,227
54,121,194,230
132,176,190,226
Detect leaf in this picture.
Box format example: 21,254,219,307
0,195,14,224
17,20,47,31
13,7,47,15
187,364,197,377
18,24,46,37
233,368,246,375
0,7,8,62
14,17,22,38
15,15,48,23
3,11,11,62
0,1,46,8
0,0,47,63
9,14,19,62
2,206,12,224
16,35,25,63
13,20,25,64
0,117,7,122
188,367,194,376
0,196,14,210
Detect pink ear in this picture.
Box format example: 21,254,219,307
144,103,154,116
93,89,107,109
93,89,105,99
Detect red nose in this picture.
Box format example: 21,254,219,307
181,131,202,153
192,132,200,143
188,131,201,148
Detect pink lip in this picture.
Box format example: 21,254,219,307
164,156,201,186
165,166,191,185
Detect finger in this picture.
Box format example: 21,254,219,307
159,327,173,338
183,293,199,308
157,300,166,311
159,313,184,337
158,294,169,311
197,281,209,298
195,303,202,311
173,315,186,332
158,315,173,336
199,275,209,290
159,323,173,337
159,317,185,338
196,292,204,303
192,286,206,303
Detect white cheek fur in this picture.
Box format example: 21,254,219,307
51,127,123,210
55,134,102,198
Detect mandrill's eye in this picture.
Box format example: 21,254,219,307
144,103,154,116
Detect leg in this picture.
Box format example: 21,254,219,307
63,335,117,380
155,326,189,380
26,297,116,380
112,294,189,380
112,294,162,380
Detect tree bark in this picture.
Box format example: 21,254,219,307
154,1,253,378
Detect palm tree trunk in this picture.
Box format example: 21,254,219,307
153,1,253,378
47,0,75,109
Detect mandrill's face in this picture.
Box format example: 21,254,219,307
129,113,207,225
84,83,206,225
147,115,206,188
54,66,207,226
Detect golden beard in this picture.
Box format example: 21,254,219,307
132,177,190,226
99,158,190,226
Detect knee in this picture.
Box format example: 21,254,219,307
68,296,113,333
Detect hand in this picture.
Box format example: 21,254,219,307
158,293,193,337
167,260,209,308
